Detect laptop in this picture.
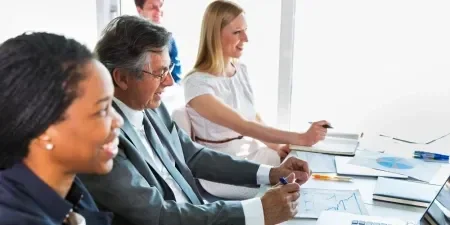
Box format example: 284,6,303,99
317,175,450,225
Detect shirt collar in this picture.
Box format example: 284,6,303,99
113,97,144,128
1,163,84,223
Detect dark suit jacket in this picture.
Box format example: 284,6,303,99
79,102,261,225
0,163,112,225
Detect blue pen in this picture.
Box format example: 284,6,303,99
414,155,449,161
422,158,449,163
414,152,449,163
279,177,288,185
415,154,449,160
414,151,449,160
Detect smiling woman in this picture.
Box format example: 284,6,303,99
182,0,327,200
0,32,123,224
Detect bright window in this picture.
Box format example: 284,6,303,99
120,0,281,125
0,0,98,50
291,0,450,141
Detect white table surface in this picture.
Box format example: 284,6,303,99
257,133,450,225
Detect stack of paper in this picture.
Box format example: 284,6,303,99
373,177,441,207
296,188,368,218
348,152,442,183
296,152,336,173
335,156,407,178
291,132,360,156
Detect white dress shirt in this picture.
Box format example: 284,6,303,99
114,98,272,225
114,98,189,203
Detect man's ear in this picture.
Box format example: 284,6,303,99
136,6,144,16
112,68,129,90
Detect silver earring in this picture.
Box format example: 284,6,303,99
45,143,54,151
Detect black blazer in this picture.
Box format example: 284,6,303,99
0,163,112,225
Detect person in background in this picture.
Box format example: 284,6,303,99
135,0,181,83
183,0,330,199
0,32,123,225
78,15,311,225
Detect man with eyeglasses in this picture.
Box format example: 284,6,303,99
80,16,311,225
134,0,184,114
135,0,181,83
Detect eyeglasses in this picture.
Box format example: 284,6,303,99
141,62,175,82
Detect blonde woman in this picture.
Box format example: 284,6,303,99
183,0,329,199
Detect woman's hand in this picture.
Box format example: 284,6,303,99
294,120,329,146
277,144,291,161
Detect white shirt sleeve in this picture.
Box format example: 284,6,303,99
241,198,265,225
241,164,273,225
256,164,273,185
183,74,216,104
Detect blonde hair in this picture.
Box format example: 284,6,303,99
187,0,243,76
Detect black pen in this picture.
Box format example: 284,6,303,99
309,122,333,129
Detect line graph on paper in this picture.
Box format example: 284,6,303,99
297,188,369,218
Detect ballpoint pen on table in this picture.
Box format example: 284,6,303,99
379,133,450,145
312,174,352,182
420,158,449,163
379,134,417,144
414,151,449,162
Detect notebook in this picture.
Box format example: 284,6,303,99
335,156,407,178
290,132,359,156
373,177,441,207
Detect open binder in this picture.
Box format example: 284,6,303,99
290,132,360,156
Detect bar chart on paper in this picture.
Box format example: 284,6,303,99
297,188,368,218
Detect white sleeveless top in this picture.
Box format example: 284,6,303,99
183,63,257,142
183,63,279,199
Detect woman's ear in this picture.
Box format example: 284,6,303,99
112,68,129,90
35,131,54,151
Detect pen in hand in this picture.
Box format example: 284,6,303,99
279,177,288,185
308,121,333,129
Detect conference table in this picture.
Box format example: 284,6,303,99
257,132,450,225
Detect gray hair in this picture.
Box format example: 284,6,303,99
95,15,171,81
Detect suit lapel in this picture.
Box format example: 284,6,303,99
112,102,166,183
144,110,200,192
143,110,202,204
145,110,184,164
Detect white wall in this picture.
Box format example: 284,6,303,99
0,0,98,50
291,0,450,141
